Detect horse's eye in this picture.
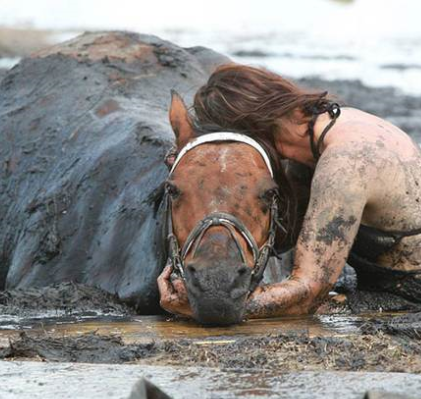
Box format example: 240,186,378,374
260,187,278,203
166,182,181,199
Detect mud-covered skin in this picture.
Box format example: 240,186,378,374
247,107,421,318
0,32,230,312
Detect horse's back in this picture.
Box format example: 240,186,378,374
0,31,229,312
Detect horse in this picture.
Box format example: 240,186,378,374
0,31,230,313
0,31,301,322
164,92,294,325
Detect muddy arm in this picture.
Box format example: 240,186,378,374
246,146,369,318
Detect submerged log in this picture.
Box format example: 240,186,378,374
0,31,229,312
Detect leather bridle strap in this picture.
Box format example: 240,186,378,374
166,191,279,293
166,132,281,293
181,212,260,263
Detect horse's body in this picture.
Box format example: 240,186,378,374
0,32,229,312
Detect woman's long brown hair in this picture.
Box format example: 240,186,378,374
193,64,329,251
193,63,332,136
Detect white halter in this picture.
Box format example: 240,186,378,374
169,132,274,177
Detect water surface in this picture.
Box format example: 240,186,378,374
1,0,420,94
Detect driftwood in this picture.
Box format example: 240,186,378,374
0,31,228,312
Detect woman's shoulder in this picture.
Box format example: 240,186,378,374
330,107,416,156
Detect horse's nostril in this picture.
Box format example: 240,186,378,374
237,265,249,276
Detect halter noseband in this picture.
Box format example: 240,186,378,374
165,132,281,293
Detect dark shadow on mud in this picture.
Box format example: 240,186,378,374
0,282,135,316
362,312,421,340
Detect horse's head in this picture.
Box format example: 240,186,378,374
165,92,286,325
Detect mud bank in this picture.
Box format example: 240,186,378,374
0,282,135,316
1,280,420,323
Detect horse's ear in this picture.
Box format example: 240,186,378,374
169,90,195,149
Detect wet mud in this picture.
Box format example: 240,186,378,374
1,310,420,373
0,282,135,316
0,277,420,374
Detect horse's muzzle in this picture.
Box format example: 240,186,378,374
184,261,251,325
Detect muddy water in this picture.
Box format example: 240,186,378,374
0,313,398,345
1,312,421,398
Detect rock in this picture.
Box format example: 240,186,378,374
128,378,172,399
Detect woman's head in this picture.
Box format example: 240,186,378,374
193,64,331,139
193,64,328,250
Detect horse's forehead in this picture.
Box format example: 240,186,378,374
182,143,269,170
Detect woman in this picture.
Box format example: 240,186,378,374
158,64,421,318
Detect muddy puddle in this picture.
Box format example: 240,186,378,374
1,284,420,397
1,311,420,371
0,312,405,345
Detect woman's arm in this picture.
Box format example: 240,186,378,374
246,146,369,318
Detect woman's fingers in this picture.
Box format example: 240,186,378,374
157,265,174,294
158,265,176,313
172,278,187,295
157,264,192,317
159,264,173,280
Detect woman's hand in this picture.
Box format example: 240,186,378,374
245,279,314,319
157,265,193,317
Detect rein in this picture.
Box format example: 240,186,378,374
165,132,281,294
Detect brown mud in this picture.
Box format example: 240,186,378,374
1,284,421,373
1,312,421,373
0,282,134,316
1,282,421,373
0,281,420,375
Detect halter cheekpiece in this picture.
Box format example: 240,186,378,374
165,132,281,293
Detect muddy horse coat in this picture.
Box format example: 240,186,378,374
0,32,229,312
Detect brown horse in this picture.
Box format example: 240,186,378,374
165,92,294,325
